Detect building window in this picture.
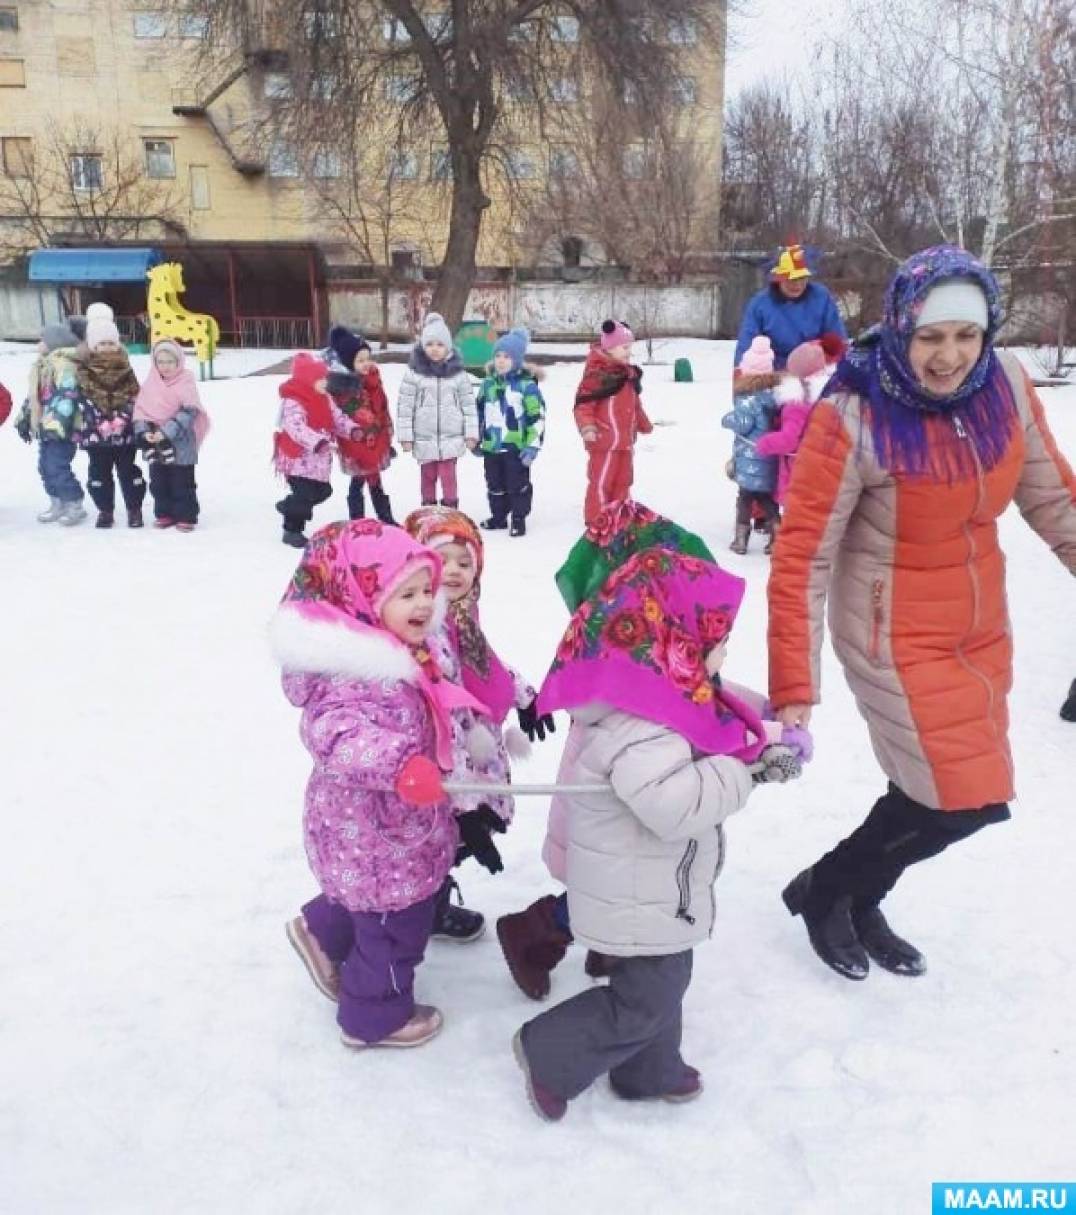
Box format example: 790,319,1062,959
268,139,299,177
384,75,413,102
0,8,18,32
426,10,451,39
506,79,536,103
312,148,342,178
549,147,579,179
179,15,209,39
550,15,579,43
430,147,452,181
509,20,537,42
668,17,698,45
672,76,696,106
264,72,293,99
303,8,340,40
0,57,25,86
623,80,641,105
144,139,175,179
311,71,337,101
189,164,210,210
506,150,535,180
550,77,578,104
562,236,585,267
623,142,648,180
389,149,419,180
70,153,103,191
383,18,410,44
2,136,32,176
132,12,168,39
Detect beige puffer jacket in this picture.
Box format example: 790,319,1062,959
542,704,754,956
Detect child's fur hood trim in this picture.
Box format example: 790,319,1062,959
735,371,785,394
269,603,420,682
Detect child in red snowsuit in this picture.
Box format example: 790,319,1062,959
574,320,652,525
326,326,397,525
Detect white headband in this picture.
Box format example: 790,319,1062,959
916,280,989,331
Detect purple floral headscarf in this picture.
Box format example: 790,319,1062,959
537,548,767,761
830,245,1016,479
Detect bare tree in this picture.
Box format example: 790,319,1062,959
0,123,185,262
177,0,727,327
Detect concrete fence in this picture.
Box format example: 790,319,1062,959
328,280,724,341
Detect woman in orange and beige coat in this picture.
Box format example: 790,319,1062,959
768,246,1076,981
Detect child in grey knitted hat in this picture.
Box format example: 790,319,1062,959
396,312,479,508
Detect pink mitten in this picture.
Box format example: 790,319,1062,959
396,755,445,807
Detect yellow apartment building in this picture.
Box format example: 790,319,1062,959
0,1,726,342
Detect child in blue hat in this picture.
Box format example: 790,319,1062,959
475,326,546,537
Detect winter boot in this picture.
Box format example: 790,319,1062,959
851,904,926,976
730,522,750,555
369,485,397,526
480,518,508,531
611,1064,704,1104
95,511,114,529
782,867,869,981
37,496,63,523
1061,679,1076,723
154,517,176,529
584,950,615,979
512,1030,567,1121
764,518,780,556
496,895,572,1000
282,528,307,549
59,500,87,527
127,508,144,529
341,1005,443,1049
510,518,527,538
431,877,485,943
285,915,340,1002
441,498,459,509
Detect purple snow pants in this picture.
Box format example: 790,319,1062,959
302,891,438,1042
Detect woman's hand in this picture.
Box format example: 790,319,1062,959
776,703,812,727
400,441,413,453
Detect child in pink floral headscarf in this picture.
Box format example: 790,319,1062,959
508,546,810,1122
270,519,489,1051
403,505,549,943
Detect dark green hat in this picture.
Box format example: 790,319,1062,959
555,501,715,612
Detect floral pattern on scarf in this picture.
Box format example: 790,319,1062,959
540,548,766,761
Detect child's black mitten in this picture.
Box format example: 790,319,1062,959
518,699,555,742
456,804,505,874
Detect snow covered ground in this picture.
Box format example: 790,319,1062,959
1,340,1073,1215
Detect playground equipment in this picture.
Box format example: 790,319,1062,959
146,261,220,380
455,318,498,374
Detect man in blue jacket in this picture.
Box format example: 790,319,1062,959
734,244,847,368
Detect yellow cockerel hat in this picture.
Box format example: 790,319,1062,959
771,244,812,282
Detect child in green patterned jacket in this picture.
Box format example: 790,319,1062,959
476,327,546,537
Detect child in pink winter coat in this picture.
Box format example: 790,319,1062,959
271,519,489,1049
754,338,840,506
273,352,359,548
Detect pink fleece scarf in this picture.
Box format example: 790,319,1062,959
280,520,489,770
537,548,767,761
133,340,210,449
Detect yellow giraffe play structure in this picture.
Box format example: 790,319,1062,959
146,261,220,379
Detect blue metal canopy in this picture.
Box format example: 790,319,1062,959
28,247,163,284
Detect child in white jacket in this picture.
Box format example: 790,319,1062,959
510,546,808,1120
396,312,478,509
